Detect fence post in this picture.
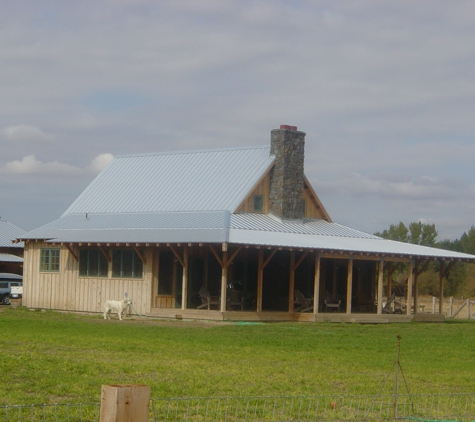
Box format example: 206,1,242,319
468,299,471,320
432,296,436,314
100,384,150,422
449,297,453,317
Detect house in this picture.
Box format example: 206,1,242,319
15,126,475,322
0,219,24,275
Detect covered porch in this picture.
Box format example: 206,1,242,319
149,242,458,322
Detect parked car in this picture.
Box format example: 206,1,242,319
0,273,23,305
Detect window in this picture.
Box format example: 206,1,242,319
40,248,60,272
79,249,109,277
253,194,264,212
112,249,143,278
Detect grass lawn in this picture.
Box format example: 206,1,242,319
1,307,474,406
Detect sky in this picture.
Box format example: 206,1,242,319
1,1,475,241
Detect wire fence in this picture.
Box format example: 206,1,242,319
2,393,475,422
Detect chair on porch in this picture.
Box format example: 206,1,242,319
382,294,396,314
294,290,313,313
324,291,341,312
197,287,220,310
226,287,244,311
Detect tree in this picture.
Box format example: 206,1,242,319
375,221,438,246
374,222,409,242
408,222,438,247
460,226,475,255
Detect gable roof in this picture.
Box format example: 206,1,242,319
0,220,25,248
16,142,475,263
63,146,275,216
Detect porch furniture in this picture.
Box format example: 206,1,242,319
323,290,341,312
382,294,396,314
294,289,313,312
197,287,220,310
324,299,341,312
226,288,244,311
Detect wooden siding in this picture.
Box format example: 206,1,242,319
236,173,270,213
236,172,328,219
23,241,152,315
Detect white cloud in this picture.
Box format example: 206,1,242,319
88,153,114,173
2,154,114,176
317,172,468,202
1,1,475,238
3,125,55,143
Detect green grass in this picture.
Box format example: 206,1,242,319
1,307,474,406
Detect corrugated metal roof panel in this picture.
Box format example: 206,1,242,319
231,213,379,238
0,220,25,248
19,211,230,244
228,214,475,260
18,212,475,261
62,146,274,216
0,253,23,263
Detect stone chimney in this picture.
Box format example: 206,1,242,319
269,125,306,220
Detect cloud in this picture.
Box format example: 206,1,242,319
317,172,469,202
2,154,114,176
88,153,114,173
3,125,55,143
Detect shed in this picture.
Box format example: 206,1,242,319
0,219,24,275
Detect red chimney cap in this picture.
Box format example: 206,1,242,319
280,124,297,131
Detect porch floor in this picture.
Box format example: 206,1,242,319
148,308,442,323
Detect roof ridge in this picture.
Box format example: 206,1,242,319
115,145,270,159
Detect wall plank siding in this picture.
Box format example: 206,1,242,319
23,241,153,316
236,173,328,219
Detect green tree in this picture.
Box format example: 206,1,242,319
374,222,408,242
408,222,438,246
375,221,438,246
460,226,475,255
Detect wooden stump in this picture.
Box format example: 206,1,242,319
9,298,22,309
100,384,150,422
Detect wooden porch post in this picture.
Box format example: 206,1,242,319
204,248,209,289
346,258,353,314
257,249,263,312
332,261,337,299
414,260,419,314
220,249,228,313
181,246,188,310
406,260,413,315
313,253,320,314
387,262,393,298
439,261,444,315
289,252,295,313
377,260,384,315
256,249,278,313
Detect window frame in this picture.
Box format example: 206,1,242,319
112,249,144,279
79,248,109,278
253,194,264,212
39,248,61,272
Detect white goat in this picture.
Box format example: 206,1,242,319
103,298,132,320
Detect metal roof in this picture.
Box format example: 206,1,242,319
16,212,475,262
18,211,230,244
62,146,275,216
0,220,25,248
228,214,475,261
0,253,23,263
